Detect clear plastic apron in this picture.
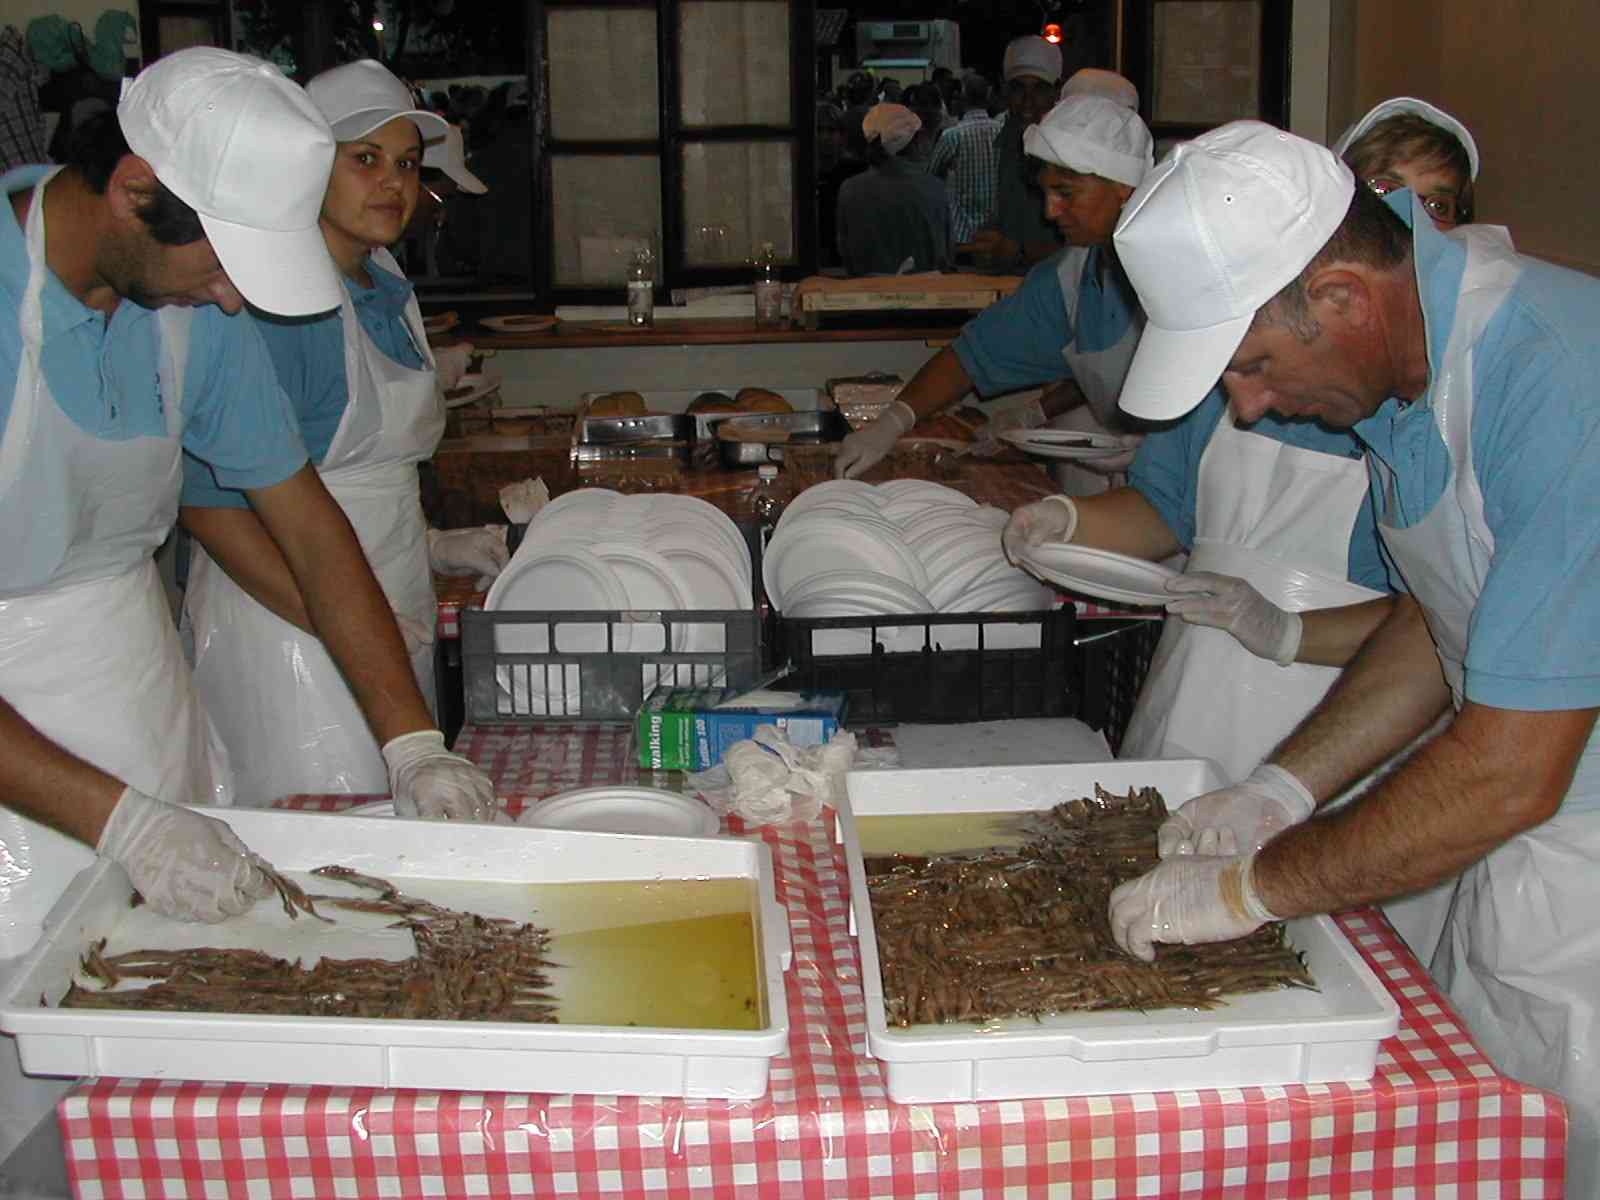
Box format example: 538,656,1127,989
1121,408,1382,781
0,169,228,1150
1047,246,1143,497
186,247,444,802
1371,222,1600,1195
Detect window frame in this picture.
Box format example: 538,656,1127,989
528,0,816,305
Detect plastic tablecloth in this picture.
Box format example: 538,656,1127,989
56,725,1565,1198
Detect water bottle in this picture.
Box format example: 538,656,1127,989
748,463,791,548
626,248,654,327
753,242,783,328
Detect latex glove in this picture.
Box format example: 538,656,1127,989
382,730,499,821
1157,763,1316,859
1001,494,1078,566
834,399,917,479
395,613,436,660
433,344,473,393
427,525,509,585
96,788,275,923
1164,571,1302,665
1109,852,1278,962
982,395,1047,444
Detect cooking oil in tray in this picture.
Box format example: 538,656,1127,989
854,812,1030,857
541,877,764,1031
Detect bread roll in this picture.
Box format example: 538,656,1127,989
734,387,792,413
589,391,648,417
687,391,741,414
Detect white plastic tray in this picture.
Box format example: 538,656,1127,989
0,809,792,1100
838,759,1400,1103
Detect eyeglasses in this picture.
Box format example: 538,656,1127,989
1364,177,1462,226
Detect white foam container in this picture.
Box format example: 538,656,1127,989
0,809,792,1099
838,759,1400,1103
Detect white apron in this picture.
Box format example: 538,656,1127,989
0,169,229,1156
1120,409,1382,781
1049,246,1142,497
1371,222,1600,1195
186,248,443,803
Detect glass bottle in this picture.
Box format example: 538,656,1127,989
748,463,791,548
753,242,783,328
626,248,654,327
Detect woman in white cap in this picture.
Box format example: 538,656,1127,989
835,102,951,277
1335,97,1477,231
180,59,508,804
835,91,1149,485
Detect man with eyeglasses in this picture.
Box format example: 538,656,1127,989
1102,120,1600,1196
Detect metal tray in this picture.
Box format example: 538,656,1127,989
572,412,695,465
715,410,850,467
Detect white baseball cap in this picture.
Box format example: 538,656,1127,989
1112,121,1355,420
1024,95,1153,188
306,59,448,145
1332,96,1480,180
422,123,487,194
118,47,341,316
1003,36,1062,85
1059,68,1139,111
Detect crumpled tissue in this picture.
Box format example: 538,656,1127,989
500,477,550,524
689,725,867,826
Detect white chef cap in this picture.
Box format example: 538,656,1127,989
862,103,922,156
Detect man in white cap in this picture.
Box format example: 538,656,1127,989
1103,119,1600,1194
834,102,950,277
0,51,494,931
968,34,1062,272
1059,66,1139,111
835,93,1147,480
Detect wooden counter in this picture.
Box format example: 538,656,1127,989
450,316,965,351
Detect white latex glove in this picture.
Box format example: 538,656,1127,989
984,395,1047,438
96,788,275,923
834,400,917,479
382,730,499,821
1163,571,1302,665
427,525,509,584
1109,852,1277,962
1001,494,1078,566
395,613,435,660
1157,763,1316,859
433,344,473,393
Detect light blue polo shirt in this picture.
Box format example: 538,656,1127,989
1353,193,1600,712
952,245,1138,396
1129,390,1391,592
181,261,425,510
0,166,307,492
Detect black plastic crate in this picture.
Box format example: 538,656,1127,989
460,607,763,724
1070,617,1164,753
773,608,1079,725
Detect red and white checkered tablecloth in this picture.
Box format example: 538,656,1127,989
58,725,1566,1198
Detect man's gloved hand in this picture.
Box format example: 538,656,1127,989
1001,494,1078,566
1164,571,1302,665
96,787,275,923
427,525,509,589
1109,853,1278,962
1157,763,1316,859
834,400,917,479
984,395,1047,439
433,344,473,393
382,730,498,821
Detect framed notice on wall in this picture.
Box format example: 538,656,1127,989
1120,0,1291,140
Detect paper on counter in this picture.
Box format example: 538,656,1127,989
500,477,549,524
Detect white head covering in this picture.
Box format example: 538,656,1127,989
306,59,449,145
1112,122,1355,421
1002,36,1062,85
117,47,341,316
1059,68,1139,111
862,103,921,156
1332,96,1480,179
422,123,487,194
1024,95,1153,188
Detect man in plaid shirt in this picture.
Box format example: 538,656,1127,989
926,73,1000,244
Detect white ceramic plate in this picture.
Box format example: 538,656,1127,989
782,479,882,520
480,313,559,334
421,311,458,335
764,518,928,608
485,544,633,654
874,479,976,507
648,495,752,585
781,569,932,616
1019,543,1180,607
591,542,689,653
946,574,1057,613
1000,428,1132,461
520,786,720,837
442,373,501,409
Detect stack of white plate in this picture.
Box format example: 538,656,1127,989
483,490,752,713
763,479,1056,618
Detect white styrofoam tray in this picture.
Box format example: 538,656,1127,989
0,809,792,1100
837,759,1400,1103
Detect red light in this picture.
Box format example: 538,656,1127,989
1042,23,1063,43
